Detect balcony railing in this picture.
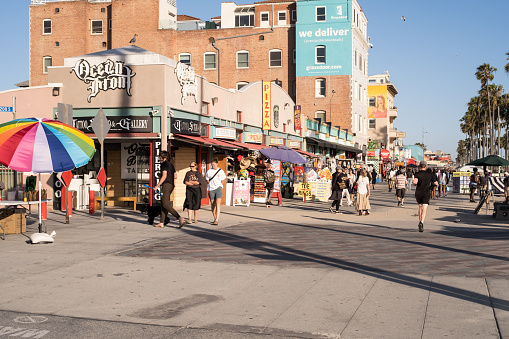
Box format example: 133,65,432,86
32,0,111,4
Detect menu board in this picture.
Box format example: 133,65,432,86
253,175,266,203
233,178,250,206
315,181,329,201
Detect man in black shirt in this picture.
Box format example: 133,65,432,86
412,161,437,232
154,151,185,228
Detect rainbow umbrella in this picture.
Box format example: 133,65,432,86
0,118,95,173
0,118,96,232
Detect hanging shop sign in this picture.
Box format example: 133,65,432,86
170,118,200,135
174,62,198,104
294,105,302,130
288,140,301,149
269,136,284,146
151,140,162,203
74,116,152,134
70,59,135,103
214,127,236,140
245,133,263,144
262,81,271,130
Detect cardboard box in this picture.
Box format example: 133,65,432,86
0,208,26,234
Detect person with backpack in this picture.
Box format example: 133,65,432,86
263,159,276,206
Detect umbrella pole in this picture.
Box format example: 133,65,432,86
38,173,42,233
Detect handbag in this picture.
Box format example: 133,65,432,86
338,181,347,190
353,182,359,190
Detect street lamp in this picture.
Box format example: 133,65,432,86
329,89,336,121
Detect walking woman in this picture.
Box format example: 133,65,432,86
347,168,356,204
205,158,226,225
371,168,377,190
356,168,371,216
183,161,204,223
329,166,344,213
153,151,186,228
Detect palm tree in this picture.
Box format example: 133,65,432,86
505,52,509,74
475,64,497,153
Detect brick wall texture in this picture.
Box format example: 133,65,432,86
29,0,353,129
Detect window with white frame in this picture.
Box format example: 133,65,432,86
43,19,52,34
204,52,216,69
315,45,326,64
278,11,287,25
260,12,269,27
291,10,297,22
359,54,363,71
237,82,249,90
237,51,249,68
316,6,326,21
43,56,52,74
91,20,103,34
315,111,326,122
269,50,282,67
354,50,357,67
235,7,255,27
369,119,376,129
315,78,326,97
368,96,376,107
179,53,191,66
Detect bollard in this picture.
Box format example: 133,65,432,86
41,202,47,220
68,191,73,217
89,189,95,214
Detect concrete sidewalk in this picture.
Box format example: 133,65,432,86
1,189,508,338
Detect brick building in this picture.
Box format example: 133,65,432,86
29,0,368,157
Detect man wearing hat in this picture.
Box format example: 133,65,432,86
412,161,437,232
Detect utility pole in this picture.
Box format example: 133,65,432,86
422,127,429,149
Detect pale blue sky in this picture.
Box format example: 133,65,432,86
2,0,509,159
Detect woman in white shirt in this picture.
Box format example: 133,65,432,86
355,168,371,216
205,159,226,225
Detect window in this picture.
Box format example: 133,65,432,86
236,82,249,90
43,56,52,74
260,12,269,27
179,53,191,66
369,79,376,83
315,111,326,122
237,51,249,68
278,11,287,25
237,111,242,123
108,19,112,30
369,97,376,107
316,6,326,21
43,19,52,34
91,20,103,34
291,10,297,22
315,78,326,97
359,54,363,71
293,49,296,64
269,50,282,67
201,102,209,115
204,52,216,69
369,119,376,129
292,81,296,96
354,50,357,67
235,7,255,27
315,45,326,64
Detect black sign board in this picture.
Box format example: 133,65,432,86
170,118,200,135
73,116,153,134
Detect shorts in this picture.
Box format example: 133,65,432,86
265,182,274,189
415,192,430,205
208,187,223,200
396,188,406,199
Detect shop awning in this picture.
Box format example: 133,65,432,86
173,134,238,150
296,149,319,158
220,139,267,150
305,137,362,153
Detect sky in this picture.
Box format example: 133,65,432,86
2,0,509,159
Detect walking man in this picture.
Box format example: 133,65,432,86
154,151,186,228
395,168,407,207
413,161,437,232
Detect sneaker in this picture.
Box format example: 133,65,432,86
365,211,370,215
400,204,404,208
335,211,342,214
418,222,423,232
397,201,401,207
329,206,335,213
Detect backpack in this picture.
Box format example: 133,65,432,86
264,170,276,183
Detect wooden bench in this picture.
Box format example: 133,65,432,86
94,197,137,211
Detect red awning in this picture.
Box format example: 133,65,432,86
220,139,267,150
296,149,319,158
173,134,238,150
